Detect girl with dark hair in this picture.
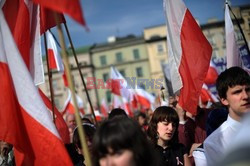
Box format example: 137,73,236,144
92,117,157,166
147,106,191,166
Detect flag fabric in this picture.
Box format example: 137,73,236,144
134,88,155,110
2,0,44,85
0,10,72,165
39,89,70,144
110,67,134,116
225,3,241,68
62,89,85,116
204,61,219,85
100,98,109,117
200,84,219,105
46,31,64,72
32,0,87,26
162,63,174,96
110,66,131,100
163,0,212,115
40,6,66,34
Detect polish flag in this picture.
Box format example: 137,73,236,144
163,0,212,115
200,84,219,105
100,98,109,117
113,94,123,109
39,89,70,144
112,95,133,116
62,89,85,116
40,6,66,34
0,10,72,165
3,0,44,85
134,88,155,109
110,67,134,116
225,3,241,68
46,31,64,72
204,61,219,85
32,0,87,27
110,66,131,100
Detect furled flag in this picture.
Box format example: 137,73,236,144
0,9,72,165
2,0,44,85
225,3,241,68
163,0,212,115
62,88,85,116
32,0,87,27
162,63,174,96
46,31,64,72
100,98,109,117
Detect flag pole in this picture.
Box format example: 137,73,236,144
43,33,56,123
226,2,250,55
63,22,98,125
54,13,92,166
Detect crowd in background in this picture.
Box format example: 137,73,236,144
1,66,250,166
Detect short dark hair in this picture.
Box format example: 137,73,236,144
216,67,250,99
73,123,96,149
92,117,156,166
147,106,179,145
108,108,127,119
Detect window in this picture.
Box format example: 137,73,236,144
157,44,164,54
100,55,107,66
136,67,143,77
116,52,123,62
133,49,140,60
119,69,126,77
106,91,111,103
103,73,109,82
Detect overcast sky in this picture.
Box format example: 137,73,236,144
51,0,250,48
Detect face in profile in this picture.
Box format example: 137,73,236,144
157,120,176,142
99,148,135,166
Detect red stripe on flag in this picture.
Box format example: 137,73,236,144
178,10,212,115
0,62,72,165
3,0,31,68
40,7,65,34
48,49,57,69
136,95,151,109
33,0,87,26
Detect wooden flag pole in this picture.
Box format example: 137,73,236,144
54,14,92,166
43,33,56,123
63,22,98,125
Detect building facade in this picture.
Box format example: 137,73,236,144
91,35,153,105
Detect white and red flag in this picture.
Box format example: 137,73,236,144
225,3,241,68
0,10,72,165
134,88,155,110
200,84,219,105
204,61,219,85
2,0,44,85
110,67,134,116
163,0,212,115
100,98,109,117
62,88,85,116
46,31,64,72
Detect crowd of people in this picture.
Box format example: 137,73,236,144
1,66,249,166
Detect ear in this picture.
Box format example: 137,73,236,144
220,98,229,106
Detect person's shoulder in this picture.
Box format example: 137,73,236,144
205,120,228,144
